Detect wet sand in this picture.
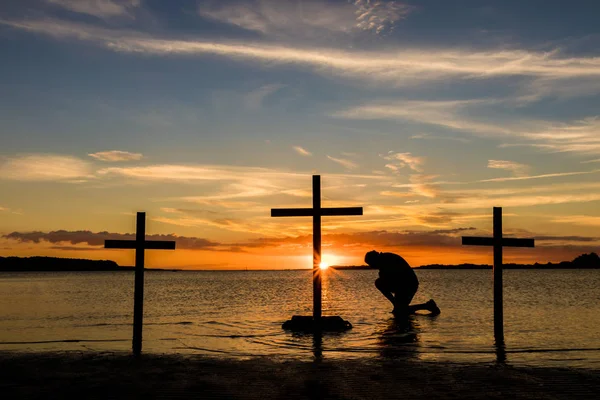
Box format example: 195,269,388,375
1,352,599,399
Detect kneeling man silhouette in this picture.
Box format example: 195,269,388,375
365,250,440,316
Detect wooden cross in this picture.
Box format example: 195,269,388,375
462,207,534,345
271,175,363,321
104,212,175,356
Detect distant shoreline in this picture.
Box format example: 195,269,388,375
0,256,178,272
1,253,600,271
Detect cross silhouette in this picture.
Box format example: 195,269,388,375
105,212,175,356
271,175,363,323
462,207,534,347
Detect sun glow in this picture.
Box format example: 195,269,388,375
319,262,329,270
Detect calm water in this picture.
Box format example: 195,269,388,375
1,269,599,368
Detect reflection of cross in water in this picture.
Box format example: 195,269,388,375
271,175,363,322
462,207,534,352
105,212,176,356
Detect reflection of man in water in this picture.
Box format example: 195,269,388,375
378,317,420,360
365,250,440,315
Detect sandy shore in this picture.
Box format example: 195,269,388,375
1,352,599,399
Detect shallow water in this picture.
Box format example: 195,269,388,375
1,269,599,368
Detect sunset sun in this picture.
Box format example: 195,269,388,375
319,262,329,270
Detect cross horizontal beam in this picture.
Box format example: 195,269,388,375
271,207,363,217
105,240,176,250
462,237,535,247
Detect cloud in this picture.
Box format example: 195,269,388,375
327,155,358,170
478,169,600,183
487,160,531,177
97,164,289,182
3,230,223,251
552,215,600,227
352,0,413,34
244,228,471,250
333,99,510,136
197,0,412,39
534,235,600,243
410,133,470,143
243,83,285,109
383,178,600,215
408,174,440,198
336,100,600,156
4,18,600,90
442,192,600,210
0,154,93,182
293,146,312,157
88,150,143,162
581,158,600,164
383,151,425,173
47,0,141,18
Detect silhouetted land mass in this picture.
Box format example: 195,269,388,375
0,257,176,272
334,253,600,270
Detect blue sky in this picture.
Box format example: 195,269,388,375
1,0,600,268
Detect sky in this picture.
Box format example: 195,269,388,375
1,0,600,270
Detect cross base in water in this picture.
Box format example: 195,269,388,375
282,315,352,332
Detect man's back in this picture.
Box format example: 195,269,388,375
377,252,418,286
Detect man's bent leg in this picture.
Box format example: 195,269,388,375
375,278,396,308
392,282,418,315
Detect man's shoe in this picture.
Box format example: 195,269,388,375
426,299,441,315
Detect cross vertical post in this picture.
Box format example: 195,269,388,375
133,212,146,356
105,212,176,356
493,207,503,342
312,175,322,320
272,175,363,329
462,207,534,347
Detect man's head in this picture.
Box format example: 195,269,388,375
364,250,380,267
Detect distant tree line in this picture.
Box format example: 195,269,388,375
0,256,125,272
333,253,600,270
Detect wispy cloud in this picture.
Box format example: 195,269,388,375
487,160,531,177
243,83,285,109
478,169,600,183
0,154,93,182
4,18,600,90
581,158,600,164
334,99,510,136
97,164,275,182
552,215,600,227
410,133,470,143
383,151,425,173
293,146,312,157
47,0,141,18
336,100,600,156
408,174,440,198
88,150,143,162
327,155,358,170
353,0,413,34
197,0,412,39
3,230,224,250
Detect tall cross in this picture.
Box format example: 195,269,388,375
271,175,363,321
105,212,176,356
462,207,534,346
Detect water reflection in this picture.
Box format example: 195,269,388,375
312,331,323,360
495,339,507,364
376,315,420,360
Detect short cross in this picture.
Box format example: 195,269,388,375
462,207,534,346
105,212,176,356
271,175,363,321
